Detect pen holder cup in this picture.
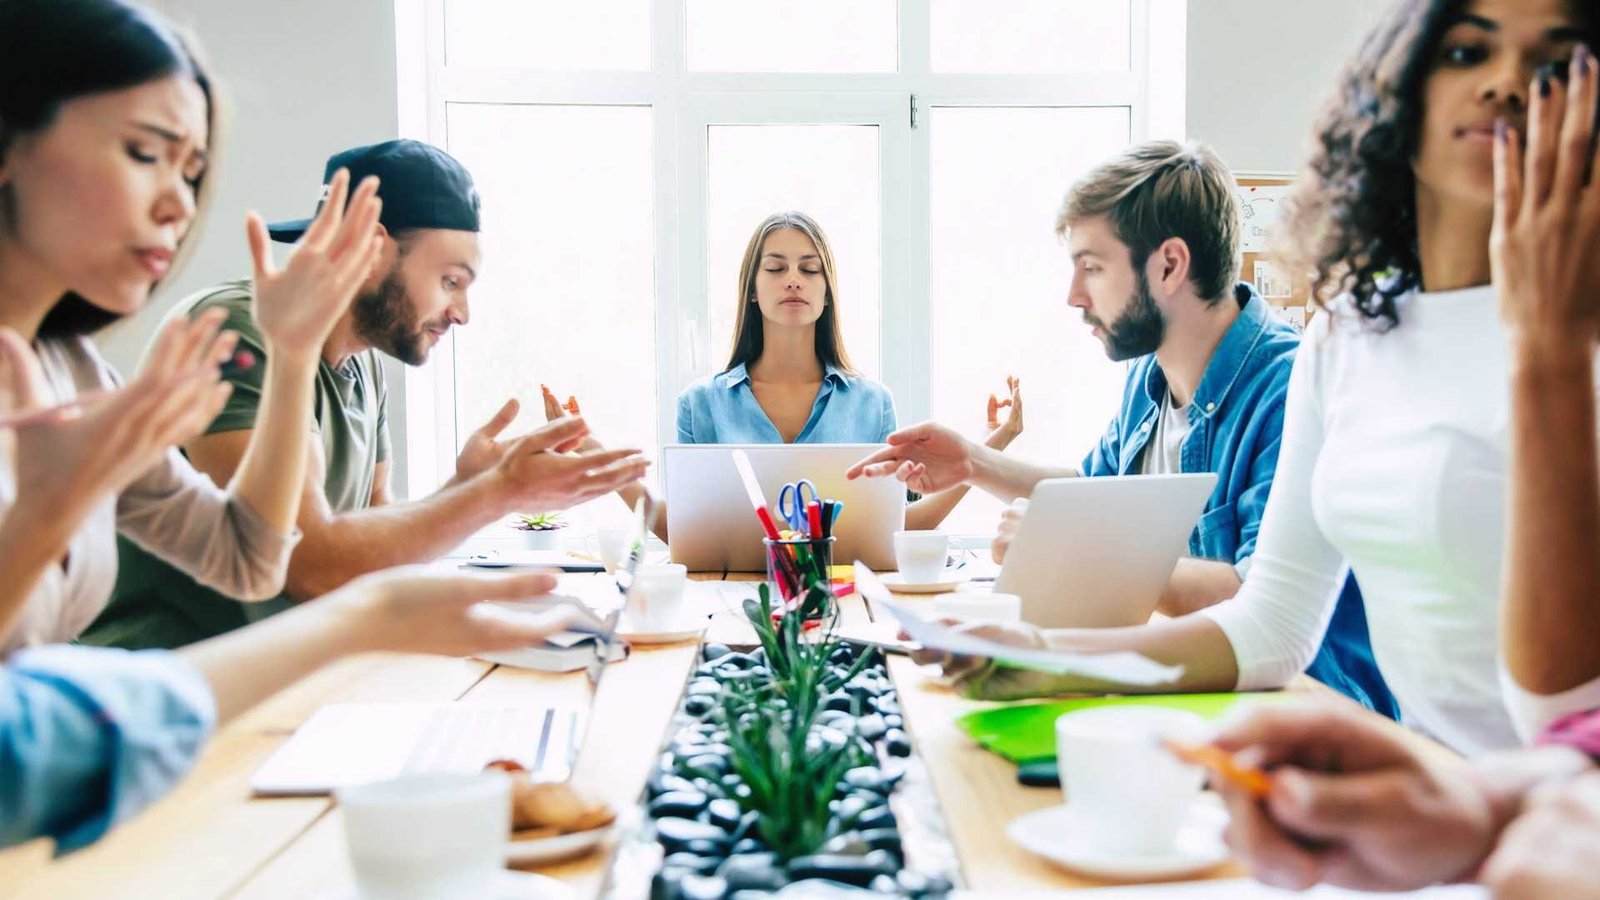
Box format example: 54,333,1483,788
763,536,837,621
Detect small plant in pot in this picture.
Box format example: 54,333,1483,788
511,511,567,551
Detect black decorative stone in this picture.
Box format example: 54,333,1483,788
655,817,730,852
786,851,898,886
884,729,912,757
855,713,887,741
662,852,719,875
678,874,729,900
649,790,710,820
707,798,743,831
703,644,733,661
717,853,786,892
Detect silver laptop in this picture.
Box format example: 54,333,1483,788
250,498,653,796
663,443,904,572
995,474,1218,628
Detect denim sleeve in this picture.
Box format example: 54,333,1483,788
675,389,697,444
878,385,897,443
1080,416,1121,478
1231,396,1288,565
0,646,216,854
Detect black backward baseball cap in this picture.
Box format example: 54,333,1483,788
266,139,480,243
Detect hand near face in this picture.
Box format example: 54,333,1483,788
0,314,236,520
248,169,385,360
1491,46,1600,346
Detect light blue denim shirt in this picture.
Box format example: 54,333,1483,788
0,645,215,854
676,362,897,444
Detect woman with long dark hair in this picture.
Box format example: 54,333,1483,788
0,0,583,852
548,210,1024,534
913,0,1600,756
0,0,384,650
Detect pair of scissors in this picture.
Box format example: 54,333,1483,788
775,479,820,532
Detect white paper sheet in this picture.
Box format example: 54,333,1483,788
856,562,1184,685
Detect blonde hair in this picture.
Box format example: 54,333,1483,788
1056,140,1241,304
726,211,854,374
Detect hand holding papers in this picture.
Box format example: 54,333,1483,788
855,562,1183,688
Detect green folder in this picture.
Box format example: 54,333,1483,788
955,693,1291,764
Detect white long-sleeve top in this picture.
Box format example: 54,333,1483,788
1198,284,1600,754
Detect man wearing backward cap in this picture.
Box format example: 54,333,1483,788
86,140,648,649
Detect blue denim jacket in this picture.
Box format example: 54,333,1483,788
676,362,896,444
0,646,215,853
1081,284,1395,717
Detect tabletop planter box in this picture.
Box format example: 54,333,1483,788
609,585,959,900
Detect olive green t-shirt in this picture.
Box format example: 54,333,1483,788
82,279,390,649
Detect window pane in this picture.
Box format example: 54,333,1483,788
707,125,882,382
687,0,897,72
931,0,1131,73
444,0,650,70
446,104,655,533
930,107,1131,535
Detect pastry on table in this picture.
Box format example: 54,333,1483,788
485,760,616,838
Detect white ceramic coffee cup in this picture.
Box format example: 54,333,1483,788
931,591,1021,622
893,530,950,583
589,528,629,573
627,563,688,630
338,771,510,900
1055,706,1208,856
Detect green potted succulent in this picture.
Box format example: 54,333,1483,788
510,511,568,551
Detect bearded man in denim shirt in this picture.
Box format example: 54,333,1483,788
849,140,1393,715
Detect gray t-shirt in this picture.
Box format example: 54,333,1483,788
1139,390,1192,475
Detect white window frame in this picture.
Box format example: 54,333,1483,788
397,0,1183,500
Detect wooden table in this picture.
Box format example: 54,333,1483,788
0,572,1255,899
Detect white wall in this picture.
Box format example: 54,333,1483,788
1186,0,1392,174
101,0,410,489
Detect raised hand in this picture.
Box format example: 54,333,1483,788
984,375,1024,449
492,416,649,511
247,169,385,360
1,314,236,522
845,422,976,494
1491,44,1600,346
540,384,602,452
1209,703,1495,893
455,398,521,482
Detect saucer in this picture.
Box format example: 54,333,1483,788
328,869,575,900
1006,792,1230,881
506,823,615,866
615,617,706,645
881,571,968,594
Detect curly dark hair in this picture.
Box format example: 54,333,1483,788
1279,0,1597,329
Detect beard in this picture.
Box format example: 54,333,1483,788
351,261,433,366
1087,268,1166,362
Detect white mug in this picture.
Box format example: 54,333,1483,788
338,771,510,900
627,563,687,630
893,530,950,584
1055,706,1208,856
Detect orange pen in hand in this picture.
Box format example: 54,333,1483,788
1164,739,1273,798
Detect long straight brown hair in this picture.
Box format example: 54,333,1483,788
724,211,855,375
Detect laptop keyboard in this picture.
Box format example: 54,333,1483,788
400,705,582,780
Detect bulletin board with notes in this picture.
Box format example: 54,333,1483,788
1235,174,1310,332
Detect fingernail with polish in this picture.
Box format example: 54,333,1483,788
1496,118,1507,143
1541,73,1553,98
1577,44,1592,74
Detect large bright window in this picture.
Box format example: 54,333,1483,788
403,0,1185,536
